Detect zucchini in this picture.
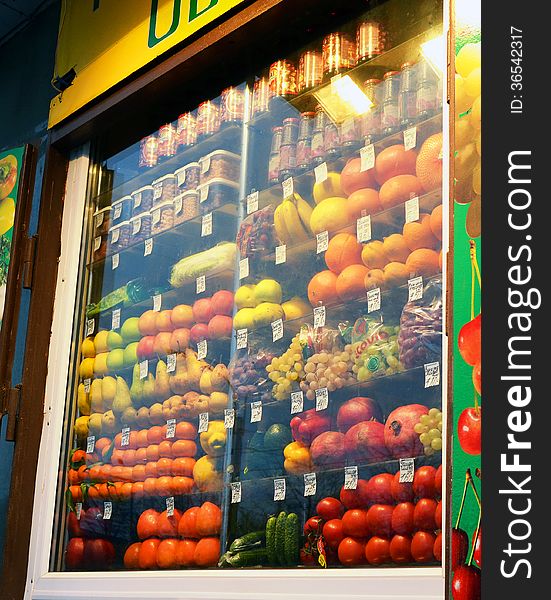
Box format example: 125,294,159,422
266,516,277,566
226,549,268,568
229,530,265,553
275,511,287,566
284,512,300,566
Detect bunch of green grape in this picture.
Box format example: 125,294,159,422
351,326,403,382
299,345,356,401
414,407,443,455
266,334,305,401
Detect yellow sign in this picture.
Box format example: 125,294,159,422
49,0,246,128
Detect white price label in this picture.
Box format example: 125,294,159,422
282,177,294,199
166,496,175,516
111,228,120,244
132,218,141,235
314,162,328,183
405,196,420,223
199,185,209,204
290,391,304,415
408,276,424,301
113,204,122,220
271,318,283,342
315,387,329,411
313,306,326,328
231,482,242,503
167,353,176,373
196,275,206,294
197,339,207,360
316,230,329,254
367,288,381,313
424,362,441,388
153,294,162,312
246,191,259,215
166,419,176,439
404,127,417,151
224,408,235,429
201,213,212,237
275,244,287,265
83,378,91,393
103,501,112,520
153,186,162,201
236,328,248,350
121,427,130,447
112,308,121,330
198,412,209,433
95,212,105,229
93,236,101,252
360,144,375,171
139,360,148,380
86,435,95,454
239,257,249,280
356,215,372,243
174,195,183,215
399,458,415,483
86,319,95,336
304,472,317,497
152,209,161,226
250,401,262,423
75,503,82,520
344,466,359,490
112,253,119,270
274,478,286,501
144,238,153,256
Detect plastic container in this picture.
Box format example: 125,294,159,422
151,200,175,234
130,212,152,244
152,175,177,206
92,234,108,262
111,196,132,225
174,190,199,225
175,163,200,192
198,150,240,184
108,221,131,253
92,207,111,236
131,186,154,217
197,178,240,212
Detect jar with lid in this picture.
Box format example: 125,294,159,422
311,105,327,166
139,135,158,170
399,62,418,128
197,100,221,141
111,196,132,225
175,163,200,192
108,221,131,254
361,79,383,144
278,117,299,181
131,186,154,217
340,113,361,151
130,212,152,244
177,112,197,150
151,175,177,206
174,190,199,225
92,207,111,237
267,126,283,185
252,77,273,119
381,70,401,137
157,123,178,162
416,59,439,120
268,60,297,110
296,112,315,172
151,201,175,235
356,21,386,64
322,32,356,81
324,118,341,160
298,51,323,92
220,86,245,128
199,150,241,185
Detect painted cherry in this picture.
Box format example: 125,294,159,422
471,528,481,568
458,407,481,455
458,313,481,366
451,564,481,600
472,361,481,395
451,527,469,570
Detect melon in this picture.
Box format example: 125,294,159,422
310,197,351,235
416,133,443,192
379,175,424,210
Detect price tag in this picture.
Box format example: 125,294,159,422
166,419,176,439
344,466,358,490
139,360,148,380
95,212,104,229
103,501,112,520
399,458,415,483
424,362,441,388
121,427,130,447
290,391,304,415
250,401,262,423
271,318,283,342
236,328,248,350
275,244,287,265
153,294,162,312
316,231,329,254
153,186,162,201
408,276,424,301
239,257,249,280
199,186,209,204
273,478,286,501
86,319,95,336
132,218,141,235
197,339,207,360
198,412,209,433
304,472,317,497
356,215,372,243
111,228,120,244
167,353,176,373
231,482,242,504
75,503,82,520
405,196,420,223
83,379,91,393
315,387,329,411
86,435,95,454
246,191,259,215
404,126,417,151
111,308,121,330
93,236,101,252
112,253,119,270
166,496,175,516
174,195,183,215
224,408,235,429
367,288,381,313
313,306,326,328
152,209,161,226
282,177,294,199
144,238,153,256
201,213,212,237
360,144,375,171
314,162,328,183
196,275,206,294
113,204,122,220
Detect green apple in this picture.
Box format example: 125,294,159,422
107,329,124,350
106,348,125,372
123,342,139,366
254,279,282,304
121,317,141,344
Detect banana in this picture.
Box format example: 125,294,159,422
293,193,314,233
274,203,291,244
280,198,310,243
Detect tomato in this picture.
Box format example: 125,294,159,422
391,472,414,502
300,547,317,566
322,519,344,550
178,506,200,539
137,509,160,540
413,466,436,499
413,498,437,531
139,538,161,569
365,473,394,504
342,509,369,537
123,542,141,569
65,537,85,570
304,516,324,536
316,497,344,521
391,502,415,535
366,504,393,537
434,465,443,497
433,532,443,562
365,536,391,565
67,510,82,538
337,537,366,566
339,479,370,508
435,500,443,529
83,539,116,570
196,502,222,536
390,534,413,564
411,531,435,563
157,509,182,538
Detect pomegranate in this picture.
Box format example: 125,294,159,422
384,404,429,458
310,431,346,469
336,397,382,433
344,421,389,463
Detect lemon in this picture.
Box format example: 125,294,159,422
79,357,95,380
456,42,481,78
81,337,96,358
234,284,257,309
0,198,15,236
93,330,109,354
253,279,282,304
233,307,256,330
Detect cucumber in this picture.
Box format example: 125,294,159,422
229,530,265,553
227,549,268,568
275,511,287,566
284,512,300,566
266,516,277,566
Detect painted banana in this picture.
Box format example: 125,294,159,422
274,203,291,244
280,198,310,242
293,193,313,234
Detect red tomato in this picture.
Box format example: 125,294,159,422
65,537,85,570
339,479,370,509
391,502,415,535
342,509,369,537
365,473,394,504
391,472,414,502
304,516,324,536
83,539,116,570
337,537,366,566
300,548,317,566
413,498,437,531
366,504,393,537
413,466,436,499
365,536,391,565
411,531,436,562
433,532,443,562
435,500,443,529
316,497,344,521
322,519,344,550
435,465,443,497
390,534,413,564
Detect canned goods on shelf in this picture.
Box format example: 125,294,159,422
111,196,132,225
92,206,111,236
198,150,241,185
131,186,154,216
151,174,177,206
130,212,152,244
108,220,131,253
151,201,175,235
174,190,199,225
175,162,200,192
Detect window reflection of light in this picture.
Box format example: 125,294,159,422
331,75,373,115
421,35,446,76
456,0,481,28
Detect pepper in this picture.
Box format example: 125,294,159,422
290,409,331,446
283,441,312,475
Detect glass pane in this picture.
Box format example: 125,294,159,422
53,0,445,573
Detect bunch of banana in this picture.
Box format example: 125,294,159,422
273,192,313,244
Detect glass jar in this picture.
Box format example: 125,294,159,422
381,70,401,136
311,105,326,166
322,32,356,80
416,58,439,120
197,178,240,212
197,100,221,141
92,234,108,262
296,112,315,172
130,212,152,244
138,135,158,170
268,60,297,101
108,221,131,253
252,77,273,118
356,21,386,64
267,126,283,185
361,78,383,144
131,186,154,217
174,190,199,225
199,150,241,184
177,112,197,150
220,86,245,127
399,62,418,128
151,175,177,206
151,201,175,234
157,123,178,162
298,50,323,92
175,162,200,192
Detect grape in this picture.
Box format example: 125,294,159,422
420,415,431,425
419,433,431,445
429,408,440,417
414,423,425,434
428,428,440,439
431,438,442,451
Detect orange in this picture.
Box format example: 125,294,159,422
88,464,102,482
374,144,418,185
430,205,443,241
117,482,133,501
416,133,443,191
122,449,137,467
346,188,382,222
176,539,197,567
135,447,148,464
87,485,101,500
157,458,174,477
324,233,363,274
77,465,89,482
155,476,175,497
403,214,439,251
406,249,441,277
132,464,147,482
382,234,410,263
178,506,200,538
114,433,123,450
111,449,124,466
171,440,197,458
97,483,111,499
71,449,86,464
136,429,149,449
68,469,79,486
158,440,173,458
95,437,111,455
361,241,388,270
172,476,194,495
100,464,112,482
138,538,160,569
383,262,410,288
379,175,424,210
194,537,220,567
110,466,125,482
146,444,160,462
145,462,158,478
307,270,339,307
156,539,179,569
172,457,196,477
85,451,99,465
336,264,370,302
137,509,160,539
196,502,222,536
364,269,385,290
123,542,141,569
119,466,133,482
147,426,165,445
69,485,83,502
132,482,145,499
158,509,182,538
175,421,197,440
127,431,139,450
144,477,158,497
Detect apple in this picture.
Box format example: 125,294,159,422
171,304,194,328
106,349,124,372
83,538,116,570
65,537,85,570
155,310,174,332
138,310,158,336
137,336,155,360
170,328,190,353
336,396,382,432
121,317,141,344
154,332,173,356
458,313,481,366
190,323,209,343
193,298,215,324
340,157,378,196
457,407,481,455
106,330,124,350
211,290,234,316
207,315,233,339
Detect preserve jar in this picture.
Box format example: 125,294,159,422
151,175,177,206
131,186,154,217
198,150,241,184
111,196,132,225
175,162,200,192
151,201,175,234
197,178,240,212
174,190,199,225
108,221,131,253
130,212,152,245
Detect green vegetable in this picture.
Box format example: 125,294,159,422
275,511,287,566
229,531,265,553
284,512,300,566
266,516,277,566
169,242,237,288
222,549,268,568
